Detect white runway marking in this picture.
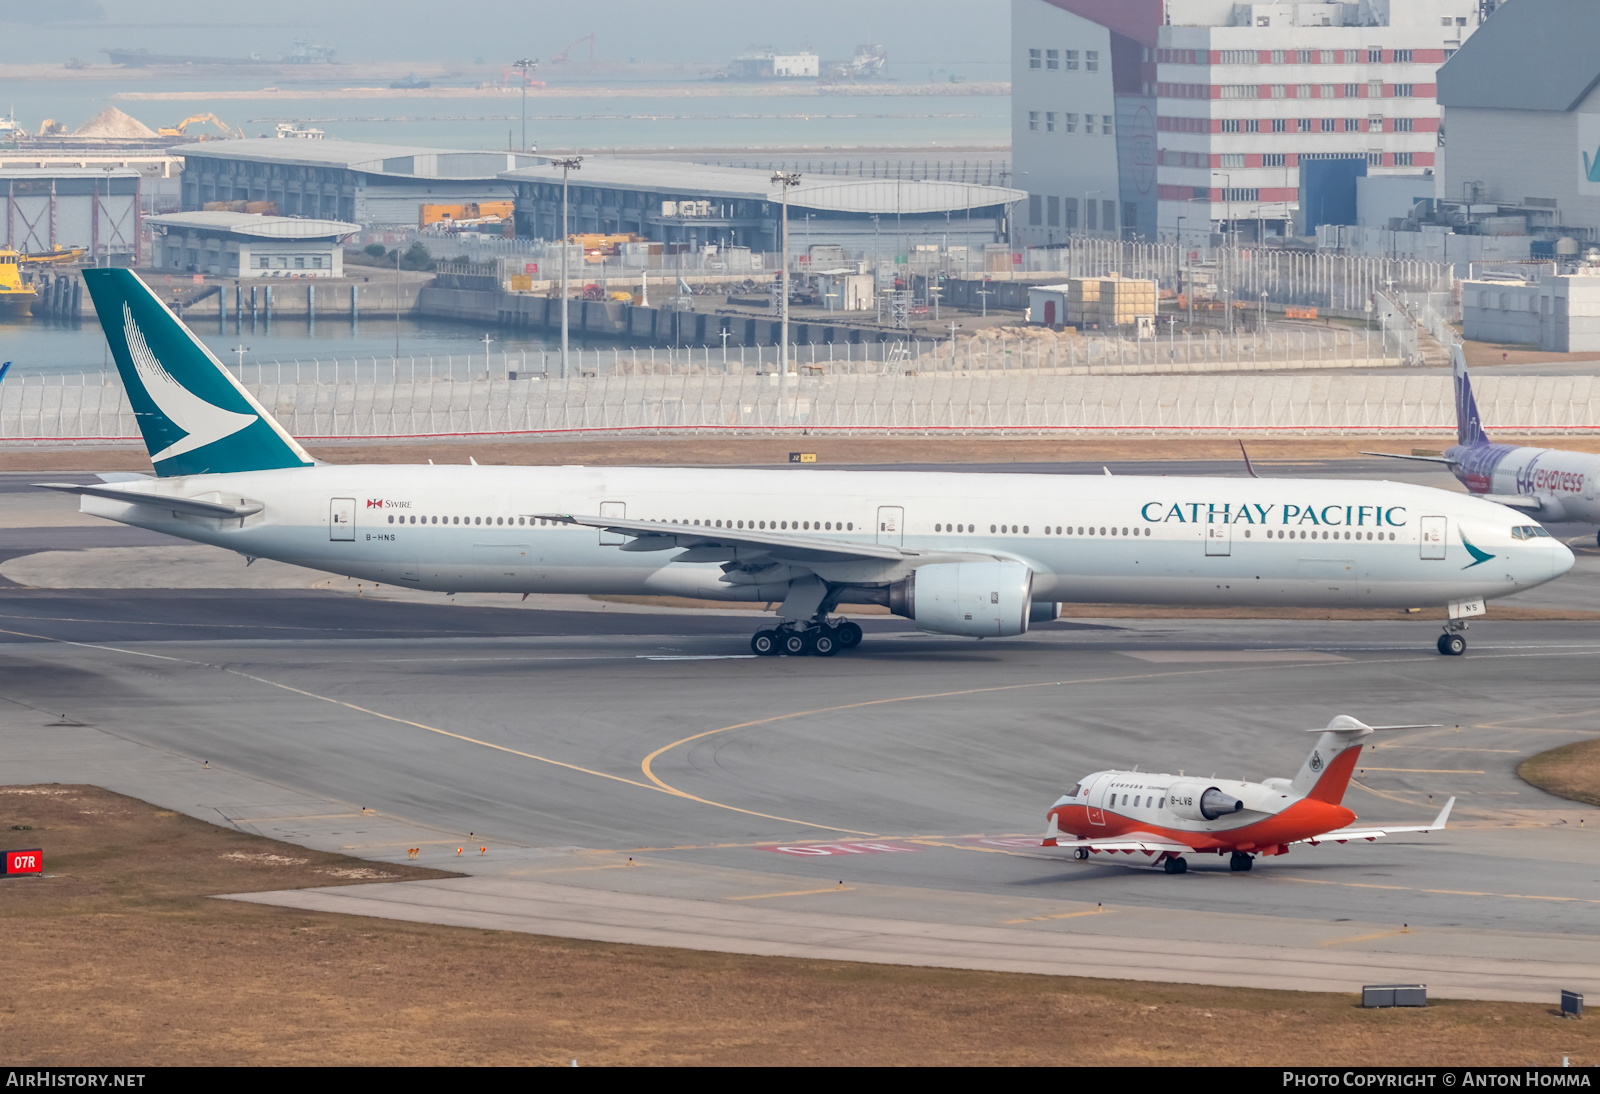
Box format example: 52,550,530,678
1119,650,1352,663
639,655,757,661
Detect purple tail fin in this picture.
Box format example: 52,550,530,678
1453,346,1489,447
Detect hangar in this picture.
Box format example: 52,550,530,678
1,166,141,260
500,158,1026,254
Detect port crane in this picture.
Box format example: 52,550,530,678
549,33,594,64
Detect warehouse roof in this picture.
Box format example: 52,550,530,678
500,157,1025,214
174,139,539,178
1437,0,1600,113
0,167,142,179
145,211,358,238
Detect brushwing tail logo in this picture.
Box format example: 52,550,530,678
1460,532,1496,570
1586,147,1600,184
122,302,256,463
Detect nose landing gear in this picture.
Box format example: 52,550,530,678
750,616,865,657
1437,619,1468,656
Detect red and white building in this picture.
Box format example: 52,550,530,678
1013,0,1490,246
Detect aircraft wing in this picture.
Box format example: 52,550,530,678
1359,450,1460,466
1298,797,1455,845
1478,494,1543,511
34,482,264,519
536,512,917,565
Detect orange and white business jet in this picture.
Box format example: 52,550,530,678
1042,716,1455,874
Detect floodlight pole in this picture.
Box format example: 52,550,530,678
772,171,800,415
552,156,582,379
513,58,539,151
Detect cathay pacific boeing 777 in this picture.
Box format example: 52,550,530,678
37,270,1574,657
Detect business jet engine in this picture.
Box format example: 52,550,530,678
1166,781,1245,822
887,559,1034,638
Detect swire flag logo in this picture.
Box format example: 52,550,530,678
367,499,384,509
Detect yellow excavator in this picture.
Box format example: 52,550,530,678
158,113,242,138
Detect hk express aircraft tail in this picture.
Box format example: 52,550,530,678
1290,715,1441,803
1453,344,1490,448
81,268,313,477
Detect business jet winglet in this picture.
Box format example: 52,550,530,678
1042,715,1455,874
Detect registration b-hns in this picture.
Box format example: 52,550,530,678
1043,716,1454,874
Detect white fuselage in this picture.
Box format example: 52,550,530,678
78,465,1572,612
1486,446,1600,524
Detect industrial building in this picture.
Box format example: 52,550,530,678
175,140,536,226
1463,269,1600,352
144,211,357,278
1437,0,1600,242
501,158,1025,254
1012,0,1486,246
1,166,141,260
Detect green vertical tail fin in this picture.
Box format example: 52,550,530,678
83,269,313,477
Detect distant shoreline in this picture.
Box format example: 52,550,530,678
111,82,1010,103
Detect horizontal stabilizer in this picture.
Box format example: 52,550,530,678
1299,796,1455,845
1359,451,1460,466
34,482,263,519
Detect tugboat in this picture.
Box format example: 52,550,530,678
0,250,37,317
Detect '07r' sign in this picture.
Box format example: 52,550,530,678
4,848,42,875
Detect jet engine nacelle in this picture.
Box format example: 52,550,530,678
888,560,1033,638
1167,781,1245,822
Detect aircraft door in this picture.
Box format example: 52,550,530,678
1086,773,1112,826
599,501,626,545
876,505,904,546
1204,517,1231,556
1420,515,1447,560
329,497,355,541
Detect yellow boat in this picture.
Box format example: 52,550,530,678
0,250,38,318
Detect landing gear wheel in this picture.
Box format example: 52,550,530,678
1163,855,1188,875
811,631,839,657
781,632,810,656
751,630,779,656
1229,851,1254,872
1073,847,1090,861
1438,632,1467,656
836,621,863,649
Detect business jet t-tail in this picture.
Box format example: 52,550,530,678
1043,716,1454,874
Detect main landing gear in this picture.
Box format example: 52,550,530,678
1437,619,1468,657
750,617,864,658
1162,854,1189,875
1229,851,1255,872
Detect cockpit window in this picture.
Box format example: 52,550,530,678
1510,525,1552,540
1068,783,1083,798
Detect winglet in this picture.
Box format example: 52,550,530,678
1429,796,1455,831
1239,441,1259,479
1042,812,1062,847
0,361,10,385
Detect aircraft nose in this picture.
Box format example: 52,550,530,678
1553,538,1577,579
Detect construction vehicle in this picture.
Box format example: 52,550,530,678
203,200,280,216
550,32,595,64
419,201,515,230
157,113,241,138
569,232,641,261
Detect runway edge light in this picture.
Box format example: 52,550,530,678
4,848,43,876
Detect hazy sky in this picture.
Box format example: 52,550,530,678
2,0,1011,67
